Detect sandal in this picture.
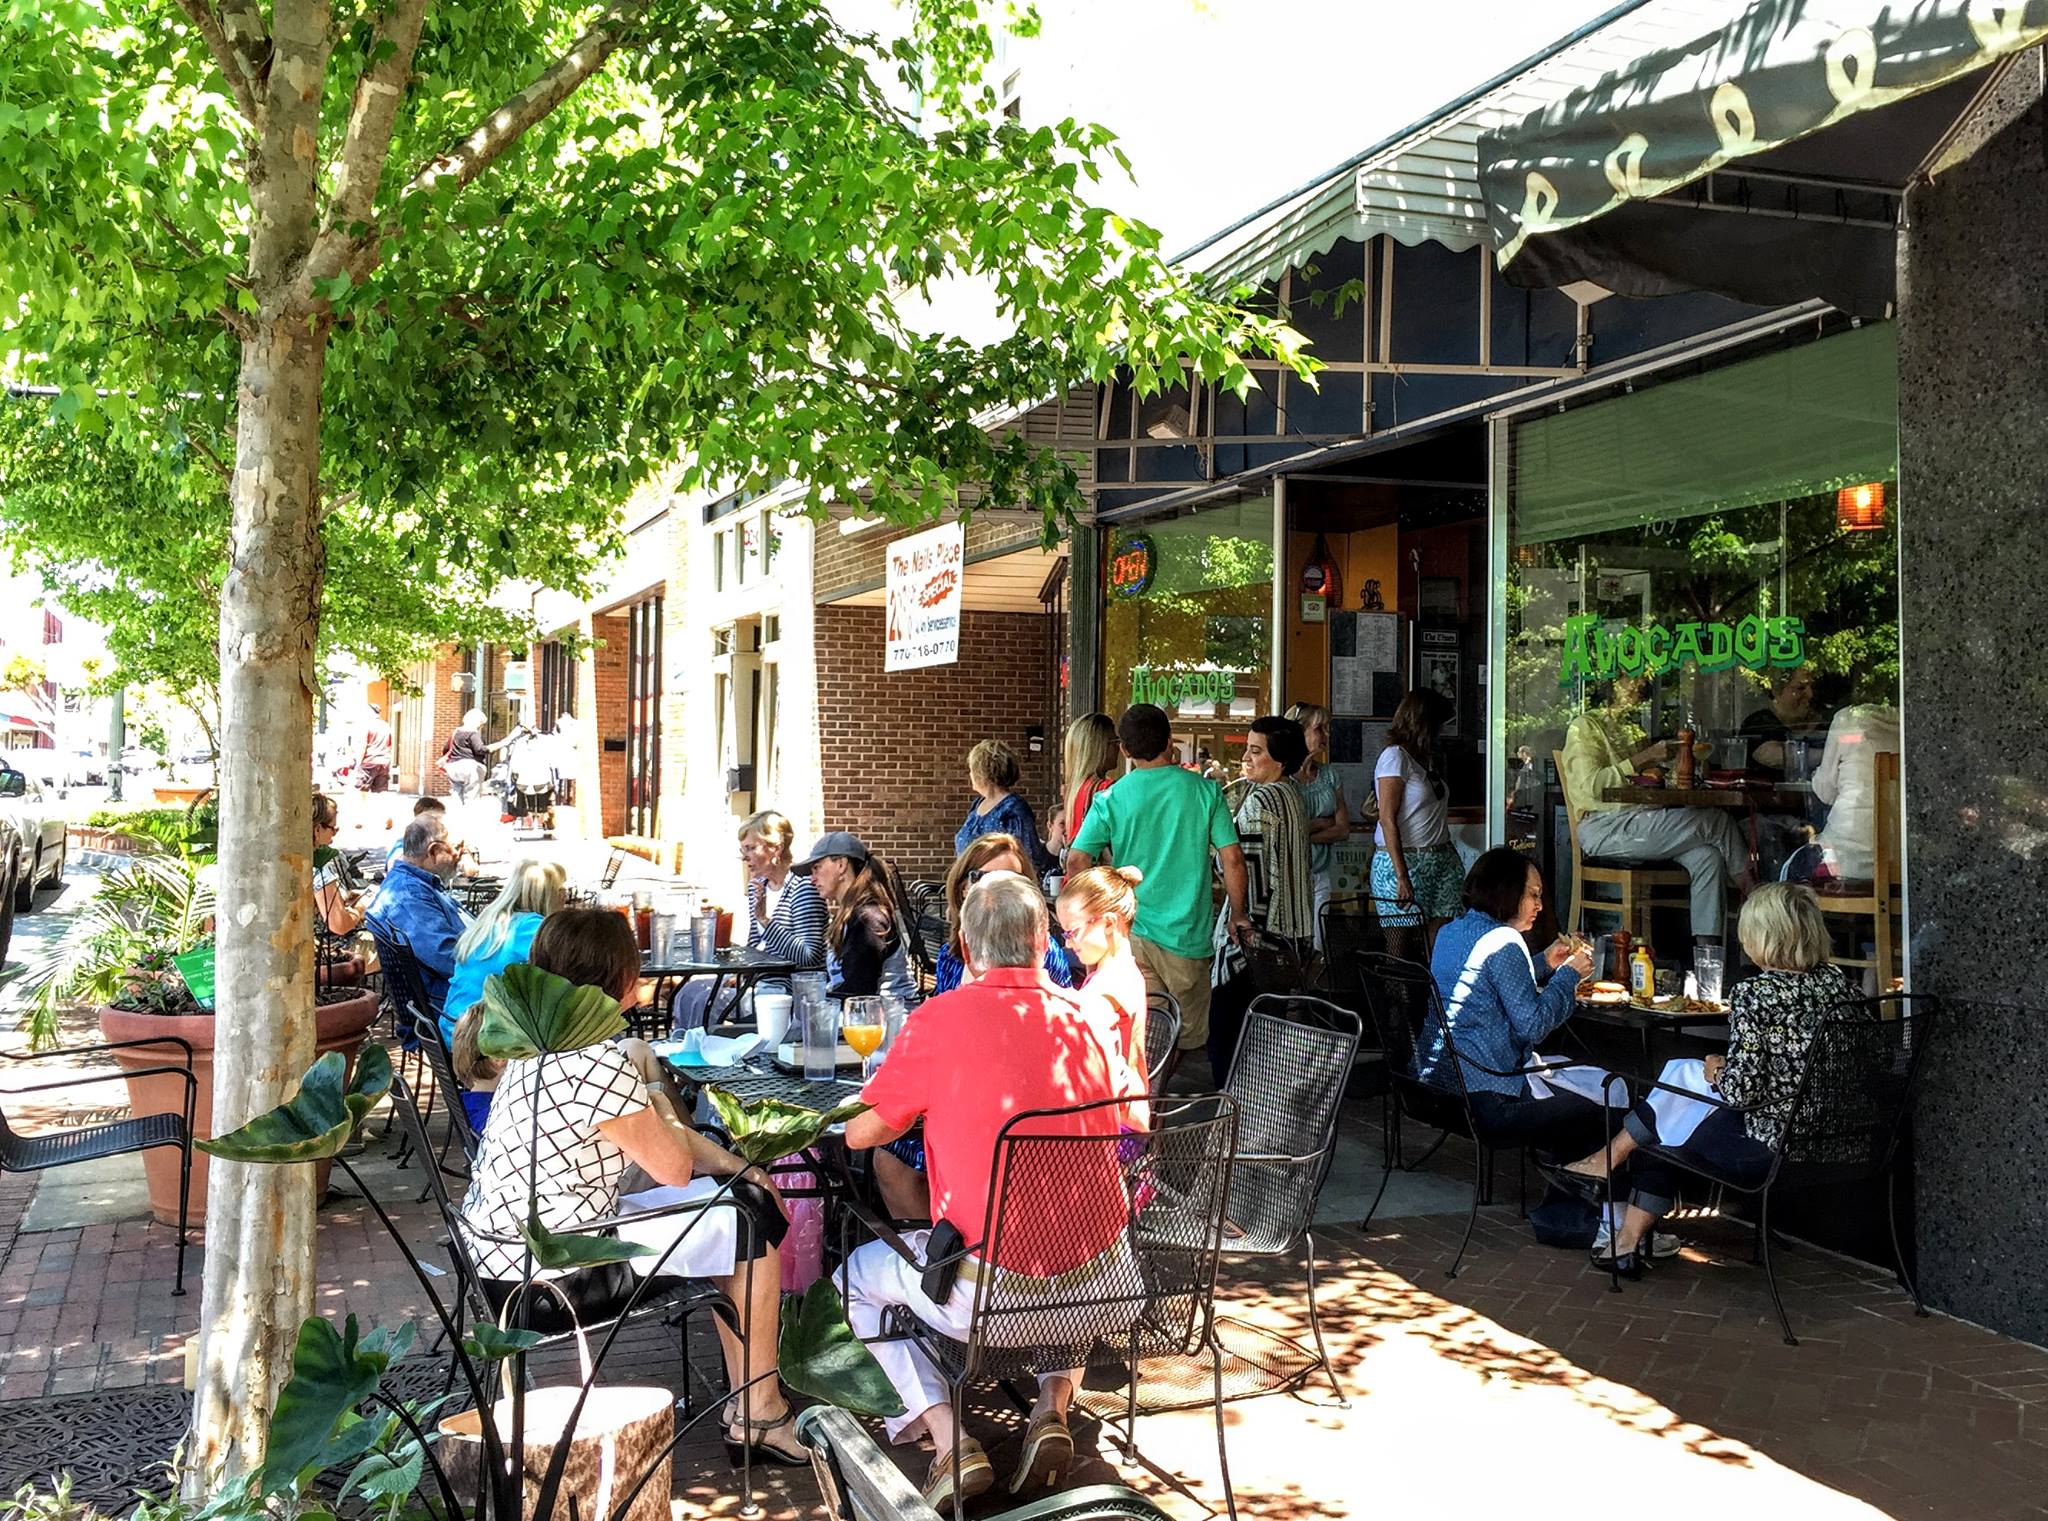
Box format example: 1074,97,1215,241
723,1407,808,1468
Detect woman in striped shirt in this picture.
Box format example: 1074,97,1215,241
671,810,826,1031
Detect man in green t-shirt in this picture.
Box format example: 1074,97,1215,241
1066,704,1249,1052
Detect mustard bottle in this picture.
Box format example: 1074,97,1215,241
1629,944,1656,1001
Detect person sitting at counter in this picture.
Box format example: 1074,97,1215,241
1561,677,1749,942
1738,666,1821,780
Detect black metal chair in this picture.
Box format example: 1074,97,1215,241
843,1095,1241,1521
368,926,441,1165
1217,994,1359,1402
599,852,625,890
1608,993,1936,1343
1356,953,1512,1279
409,1007,480,1180
1,1038,196,1293
451,876,504,916
1143,990,1181,1095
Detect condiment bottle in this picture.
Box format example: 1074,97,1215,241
1629,943,1656,1000
1675,725,1697,789
1610,930,1631,976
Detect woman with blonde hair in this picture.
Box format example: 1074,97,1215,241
1560,882,1853,1275
441,859,567,1043
673,809,828,1031
1047,713,1118,855
954,738,1053,873
931,833,1076,994
1285,701,1350,945
1057,864,1152,1101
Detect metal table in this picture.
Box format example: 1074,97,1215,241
1569,996,1729,1075
1600,783,1809,810
636,948,799,1038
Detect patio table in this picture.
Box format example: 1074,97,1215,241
635,948,799,1039
1569,995,1729,1074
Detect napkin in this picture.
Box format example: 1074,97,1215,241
653,1031,766,1068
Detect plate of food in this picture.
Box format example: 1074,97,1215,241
1580,981,1631,1006
1649,994,1728,1015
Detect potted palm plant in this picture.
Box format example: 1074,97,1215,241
21,850,378,1224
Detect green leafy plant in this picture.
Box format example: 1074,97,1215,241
18,852,216,1047
778,1280,905,1417
707,1088,873,1169
476,964,625,1061
199,1047,393,1164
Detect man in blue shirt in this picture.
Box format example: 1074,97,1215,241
365,815,469,1013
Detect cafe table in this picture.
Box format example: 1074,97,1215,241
635,947,799,1038
1599,782,1810,810
658,1047,867,1207
1569,994,1730,1075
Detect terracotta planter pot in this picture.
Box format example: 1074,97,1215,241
319,955,366,987
99,986,381,1226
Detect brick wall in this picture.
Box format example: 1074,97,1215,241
391,648,466,795
586,611,630,839
814,605,1060,880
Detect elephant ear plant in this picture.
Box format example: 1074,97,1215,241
191,965,898,1520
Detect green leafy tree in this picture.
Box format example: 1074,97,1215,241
0,0,1306,1486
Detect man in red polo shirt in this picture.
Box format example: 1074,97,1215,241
845,872,1133,1509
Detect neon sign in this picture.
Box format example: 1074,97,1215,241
1129,665,1245,707
1558,613,1804,686
1108,536,1155,598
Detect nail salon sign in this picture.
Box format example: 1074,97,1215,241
885,521,965,672
1558,613,1804,686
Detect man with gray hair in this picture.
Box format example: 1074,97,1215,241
844,872,1129,1508
364,812,468,1010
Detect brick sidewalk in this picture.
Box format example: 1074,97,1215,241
5,1076,2048,1516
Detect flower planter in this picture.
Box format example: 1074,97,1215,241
99,985,381,1226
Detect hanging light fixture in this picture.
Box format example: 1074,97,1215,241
1836,481,1886,532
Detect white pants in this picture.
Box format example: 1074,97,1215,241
1578,806,1748,938
843,1231,1138,1443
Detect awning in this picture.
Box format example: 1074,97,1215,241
1479,1,2048,313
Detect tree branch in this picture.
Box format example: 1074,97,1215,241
407,0,649,199
301,0,430,291
171,0,262,123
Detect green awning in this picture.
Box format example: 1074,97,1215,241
1513,322,1897,543
1480,1,2048,284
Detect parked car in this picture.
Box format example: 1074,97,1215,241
0,761,68,910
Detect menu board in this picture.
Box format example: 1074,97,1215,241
1329,611,1406,718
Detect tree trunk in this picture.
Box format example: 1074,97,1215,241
186,316,329,1490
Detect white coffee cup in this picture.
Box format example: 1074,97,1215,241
753,993,794,1046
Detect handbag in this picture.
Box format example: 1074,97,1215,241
437,1280,673,1521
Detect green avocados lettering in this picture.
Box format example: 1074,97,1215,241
1128,665,1246,707
1558,614,1805,685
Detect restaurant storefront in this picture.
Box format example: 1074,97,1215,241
1496,318,1905,976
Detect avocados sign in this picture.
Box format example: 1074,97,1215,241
1129,665,1245,708
1558,613,1804,686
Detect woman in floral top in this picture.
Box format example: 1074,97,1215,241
1561,883,1852,1275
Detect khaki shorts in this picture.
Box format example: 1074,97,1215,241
1132,936,1213,1049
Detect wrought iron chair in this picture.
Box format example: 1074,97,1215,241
599,852,626,890
409,1007,480,1180
0,1038,196,1293
1606,993,1936,1342
451,875,504,916
368,927,441,1165
843,1095,1241,1521
1143,990,1181,1095
1218,994,1359,1402
383,1073,745,1443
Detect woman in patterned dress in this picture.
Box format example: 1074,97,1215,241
459,908,807,1465
1561,883,1854,1276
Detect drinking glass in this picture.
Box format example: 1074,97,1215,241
804,996,841,1081
1693,943,1726,1004
842,996,886,1081
689,911,719,963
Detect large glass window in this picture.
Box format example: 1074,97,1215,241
1100,494,1273,766
1504,325,1902,971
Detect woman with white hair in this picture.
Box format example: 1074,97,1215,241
443,708,492,805
441,859,568,1044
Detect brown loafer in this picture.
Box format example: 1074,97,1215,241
1008,1408,1074,1493
923,1436,994,1510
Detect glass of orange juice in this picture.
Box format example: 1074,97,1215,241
842,996,886,1081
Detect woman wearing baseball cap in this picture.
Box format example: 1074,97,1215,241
792,832,918,1004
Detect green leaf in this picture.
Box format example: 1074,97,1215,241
778,1279,903,1418
198,1045,393,1162
342,1446,424,1506
462,1322,545,1361
476,963,624,1060
311,271,352,303
258,1315,411,1494
706,1088,871,1168
519,1210,653,1271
